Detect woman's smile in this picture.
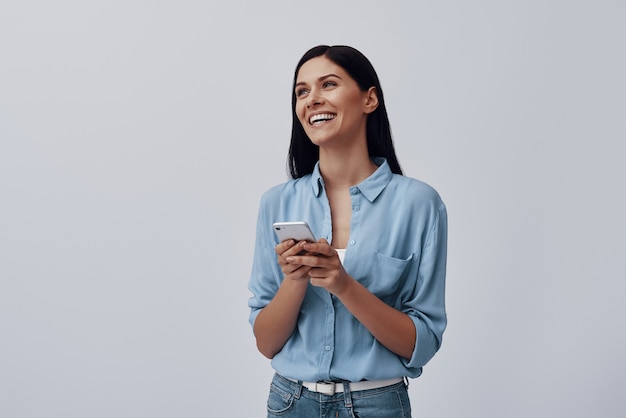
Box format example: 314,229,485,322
308,113,337,126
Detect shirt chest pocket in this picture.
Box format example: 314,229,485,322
358,252,414,298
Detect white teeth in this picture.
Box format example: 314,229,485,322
309,113,336,124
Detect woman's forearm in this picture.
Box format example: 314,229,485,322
335,278,416,360
253,278,309,359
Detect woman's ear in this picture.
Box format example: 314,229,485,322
363,87,379,114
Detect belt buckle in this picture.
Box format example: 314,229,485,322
315,381,336,395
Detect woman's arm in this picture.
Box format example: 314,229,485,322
286,240,416,359
331,276,416,359
253,240,312,359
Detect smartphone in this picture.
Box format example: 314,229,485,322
273,221,317,243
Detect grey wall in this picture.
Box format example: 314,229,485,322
1,1,624,417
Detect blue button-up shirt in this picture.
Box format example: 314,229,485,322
248,158,447,382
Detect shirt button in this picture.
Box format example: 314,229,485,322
325,346,331,351
353,205,360,211
350,240,356,246
350,187,358,195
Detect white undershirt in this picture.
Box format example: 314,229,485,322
335,249,346,264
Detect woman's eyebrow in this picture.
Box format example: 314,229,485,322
295,73,342,88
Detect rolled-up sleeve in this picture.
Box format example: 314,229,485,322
247,192,280,327
403,202,448,369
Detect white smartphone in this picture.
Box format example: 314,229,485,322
272,221,317,243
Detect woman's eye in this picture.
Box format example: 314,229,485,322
296,88,309,97
323,81,337,88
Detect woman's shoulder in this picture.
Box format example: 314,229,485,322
390,173,445,208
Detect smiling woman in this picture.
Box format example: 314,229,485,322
247,45,448,418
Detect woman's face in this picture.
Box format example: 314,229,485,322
294,56,377,148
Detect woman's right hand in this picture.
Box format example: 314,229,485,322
275,240,313,281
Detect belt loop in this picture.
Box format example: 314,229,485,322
342,380,353,408
403,376,409,389
294,380,303,399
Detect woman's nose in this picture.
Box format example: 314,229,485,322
306,90,324,107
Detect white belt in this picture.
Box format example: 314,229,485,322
287,377,404,396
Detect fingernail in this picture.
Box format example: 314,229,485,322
286,256,294,263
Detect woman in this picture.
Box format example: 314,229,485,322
248,45,447,418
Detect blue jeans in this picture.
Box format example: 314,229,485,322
266,373,412,418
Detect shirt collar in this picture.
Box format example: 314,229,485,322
310,157,393,202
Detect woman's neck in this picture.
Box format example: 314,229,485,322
318,146,377,188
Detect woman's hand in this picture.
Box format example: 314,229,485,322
285,239,353,295
275,239,313,282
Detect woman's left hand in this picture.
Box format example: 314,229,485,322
285,238,353,295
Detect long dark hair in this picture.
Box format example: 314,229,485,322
287,45,403,178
